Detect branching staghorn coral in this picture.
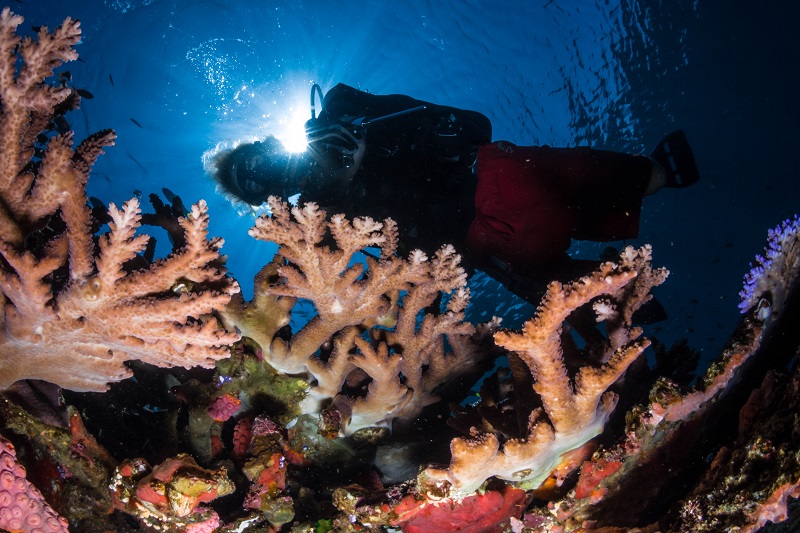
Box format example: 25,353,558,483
0,8,240,392
222,197,491,436
420,245,668,496
513,224,800,531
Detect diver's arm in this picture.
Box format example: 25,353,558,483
310,126,366,184
319,83,425,124
303,122,366,205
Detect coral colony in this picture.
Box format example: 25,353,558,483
0,8,799,533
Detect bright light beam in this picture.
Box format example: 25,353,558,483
273,99,310,153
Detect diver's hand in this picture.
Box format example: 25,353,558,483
349,128,366,172
307,122,366,176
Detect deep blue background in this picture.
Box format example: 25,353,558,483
7,0,799,368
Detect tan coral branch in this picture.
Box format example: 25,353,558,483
0,11,239,391
233,197,488,437
421,246,663,496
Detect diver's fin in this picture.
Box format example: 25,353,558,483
650,130,700,188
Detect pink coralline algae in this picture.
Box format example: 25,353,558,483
392,484,530,532
183,513,221,533
232,417,253,457
110,454,234,533
207,393,242,422
0,436,69,533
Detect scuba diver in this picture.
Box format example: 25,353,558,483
207,82,700,305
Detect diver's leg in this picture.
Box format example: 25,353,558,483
644,158,668,195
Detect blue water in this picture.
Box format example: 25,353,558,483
9,0,799,368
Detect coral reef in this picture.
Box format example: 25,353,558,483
110,454,234,533
222,197,492,438
1,8,800,533
0,7,240,393
238,416,299,527
497,214,800,532
420,245,666,496
0,395,120,531
670,367,800,533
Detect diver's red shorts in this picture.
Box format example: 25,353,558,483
466,141,651,269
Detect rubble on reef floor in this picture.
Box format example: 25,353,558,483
2,7,800,533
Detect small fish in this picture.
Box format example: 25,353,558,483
130,117,144,128
52,115,70,134
125,152,148,174
162,187,178,203
58,70,71,83
133,189,142,198
76,88,94,99
108,73,114,87
80,108,89,133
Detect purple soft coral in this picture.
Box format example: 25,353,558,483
739,214,800,314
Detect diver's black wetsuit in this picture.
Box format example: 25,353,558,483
301,83,492,255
